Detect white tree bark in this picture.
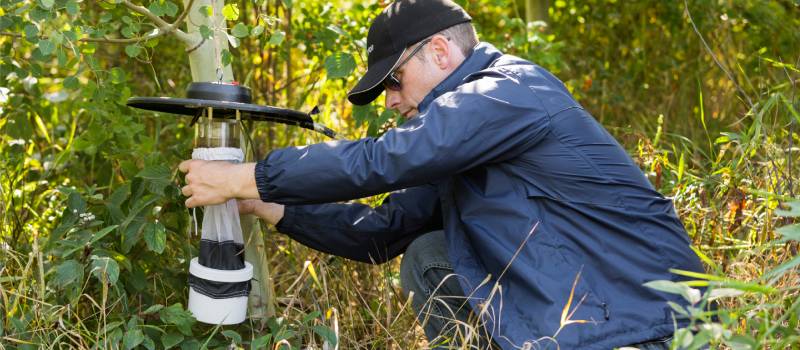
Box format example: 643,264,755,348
182,0,235,83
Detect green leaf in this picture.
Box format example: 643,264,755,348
90,256,120,284
136,165,170,194
99,12,113,23
666,301,688,316
251,334,271,350
326,24,347,37
52,260,84,288
125,44,142,58
221,330,242,344
267,30,285,45
121,26,136,38
58,50,67,66
143,221,166,254
160,304,195,336
222,3,240,20
161,332,184,349
231,23,249,38
312,325,337,347
221,49,233,66
121,218,145,253
764,255,800,280
775,200,800,217
123,329,145,350
179,339,200,350
776,223,800,243
148,1,165,17
49,30,63,45
4,113,32,140
24,23,39,41
250,25,265,38
198,5,212,17
643,280,701,305
302,310,321,324
142,336,156,350
352,104,376,127
726,335,757,350
30,7,51,20
226,32,240,48
39,0,55,9
707,288,744,300
37,39,55,56
367,110,395,137
324,52,356,79
110,67,127,84
164,1,179,17
0,17,12,31
199,25,213,40
143,304,164,314
644,280,689,294
63,76,79,89
65,0,79,15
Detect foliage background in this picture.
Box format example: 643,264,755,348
1,0,799,349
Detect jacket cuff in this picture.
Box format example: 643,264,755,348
254,153,273,203
275,205,298,234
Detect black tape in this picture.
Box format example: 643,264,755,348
199,239,245,270
188,273,251,299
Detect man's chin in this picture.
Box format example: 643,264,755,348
403,109,418,118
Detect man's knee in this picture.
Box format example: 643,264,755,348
400,230,448,298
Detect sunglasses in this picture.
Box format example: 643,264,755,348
382,38,432,91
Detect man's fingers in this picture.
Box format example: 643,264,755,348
181,185,192,197
178,159,193,173
185,197,196,209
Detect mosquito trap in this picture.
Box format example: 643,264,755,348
127,82,336,325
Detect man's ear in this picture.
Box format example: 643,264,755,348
429,35,451,69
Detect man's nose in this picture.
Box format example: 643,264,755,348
384,89,400,111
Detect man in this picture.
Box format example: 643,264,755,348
179,1,705,349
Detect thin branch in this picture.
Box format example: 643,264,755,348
0,0,198,45
683,0,755,110
0,32,21,39
0,30,160,44
120,0,194,45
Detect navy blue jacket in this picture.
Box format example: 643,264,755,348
255,43,705,349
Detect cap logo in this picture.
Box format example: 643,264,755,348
367,44,374,55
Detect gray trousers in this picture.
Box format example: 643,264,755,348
399,230,674,350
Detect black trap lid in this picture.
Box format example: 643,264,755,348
127,82,316,130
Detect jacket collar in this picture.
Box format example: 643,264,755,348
417,42,503,112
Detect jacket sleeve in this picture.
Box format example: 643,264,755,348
274,184,442,264
256,69,550,205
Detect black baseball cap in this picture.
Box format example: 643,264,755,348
347,0,472,105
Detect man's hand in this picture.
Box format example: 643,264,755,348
178,160,258,208
238,199,285,226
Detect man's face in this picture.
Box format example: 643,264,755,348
383,36,456,118
383,54,432,118
385,35,452,119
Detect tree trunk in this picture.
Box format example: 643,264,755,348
181,0,276,321
182,0,234,82
522,0,549,23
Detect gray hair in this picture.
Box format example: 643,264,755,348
437,22,479,56
414,22,478,62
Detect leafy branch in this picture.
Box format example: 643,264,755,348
118,0,195,45
0,0,197,45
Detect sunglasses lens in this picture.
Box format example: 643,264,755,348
383,73,401,91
